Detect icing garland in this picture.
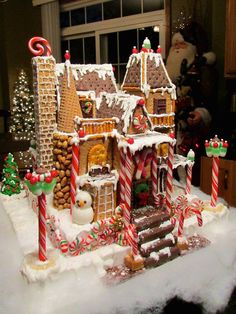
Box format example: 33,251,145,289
133,114,148,132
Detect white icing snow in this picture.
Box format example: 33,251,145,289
117,131,175,154
1,187,236,314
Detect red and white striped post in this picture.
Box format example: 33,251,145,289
185,149,195,195
70,138,80,215
124,146,133,227
38,193,47,261
165,134,175,214
119,148,126,204
151,147,159,206
205,135,228,207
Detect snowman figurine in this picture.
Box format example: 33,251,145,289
72,190,94,225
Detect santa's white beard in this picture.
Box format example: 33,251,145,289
166,43,197,83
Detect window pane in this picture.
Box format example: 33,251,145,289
143,0,164,13
108,33,118,63
119,64,127,85
119,29,137,63
61,40,69,60
122,0,141,17
84,37,96,64
70,38,83,64
138,26,159,51
103,0,121,20
71,8,85,26
86,4,102,23
60,11,70,28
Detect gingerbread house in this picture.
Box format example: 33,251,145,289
121,38,176,132
29,37,198,270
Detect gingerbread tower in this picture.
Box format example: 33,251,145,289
29,38,57,168
57,51,82,133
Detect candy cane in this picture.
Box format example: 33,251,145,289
185,163,193,194
28,37,52,56
119,148,126,203
38,193,47,261
124,148,133,227
126,224,139,256
135,148,152,180
211,156,219,207
70,141,79,215
60,239,69,254
166,143,174,214
151,149,159,206
177,206,203,237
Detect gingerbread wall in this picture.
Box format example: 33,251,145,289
32,56,57,168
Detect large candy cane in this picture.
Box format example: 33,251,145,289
135,148,152,180
211,156,219,207
124,148,133,227
28,37,52,56
38,193,47,261
177,206,203,237
166,142,174,214
70,140,79,215
119,148,126,203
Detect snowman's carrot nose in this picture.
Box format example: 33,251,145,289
79,200,85,207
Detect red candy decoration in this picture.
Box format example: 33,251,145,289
78,128,86,138
25,172,32,180
213,142,218,148
157,45,161,53
169,132,175,139
138,99,145,106
30,176,38,185
132,46,138,54
64,50,71,60
127,138,134,145
50,170,58,178
45,176,53,183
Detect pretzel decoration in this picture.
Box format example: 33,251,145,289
28,37,52,56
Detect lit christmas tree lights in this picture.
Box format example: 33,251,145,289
9,69,35,141
9,70,35,169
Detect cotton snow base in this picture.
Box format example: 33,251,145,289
1,188,236,314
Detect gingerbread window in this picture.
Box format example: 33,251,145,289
154,98,166,114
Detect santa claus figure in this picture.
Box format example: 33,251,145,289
166,21,217,185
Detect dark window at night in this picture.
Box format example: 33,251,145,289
154,99,166,114
60,11,70,28
70,38,83,64
61,40,69,60
143,0,164,13
108,32,118,64
71,8,85,26
84,37,96,63
119,29,137,63
122,0,141,17
86,4,102,23
103,0,121,20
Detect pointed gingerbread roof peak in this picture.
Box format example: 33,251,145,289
57,57,82,133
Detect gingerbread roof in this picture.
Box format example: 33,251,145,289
57,61,83,133
56,63,118,98
96,92,152,135
121,52,175,97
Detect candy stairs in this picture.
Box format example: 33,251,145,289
133,208,180,268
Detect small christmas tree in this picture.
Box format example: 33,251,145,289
9,69,35,141
1,153,21,196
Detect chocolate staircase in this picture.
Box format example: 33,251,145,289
133,208,180,268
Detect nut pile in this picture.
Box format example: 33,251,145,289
53,133,72,210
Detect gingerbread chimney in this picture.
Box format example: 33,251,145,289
29,37,57,169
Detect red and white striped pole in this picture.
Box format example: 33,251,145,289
151,147,159,206
124,147,133,227
119,148,126,204
185,149,195,195
38,193,47,261
165,135,175,214
70,138,80,215
211,156,219,207
126,224,139,256
205,136,228,207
